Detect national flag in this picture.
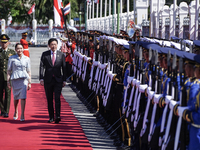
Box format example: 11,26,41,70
87,0,92,5
63,3,70,15
28,4,35,15
94,0,99,3
53,0,64,28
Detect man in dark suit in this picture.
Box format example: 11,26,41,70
39,38,66,123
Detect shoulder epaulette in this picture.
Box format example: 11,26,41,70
184,78,190,85
122,61,129,76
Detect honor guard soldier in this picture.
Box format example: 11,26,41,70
174,54,200,150
89,35,95,59
0,34,16,117
193,40,200,54
20,32,32,57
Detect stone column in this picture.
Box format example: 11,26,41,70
173,0,177,36
161,5,170,39
195,0,199,40
92,0,94,19
1,19,6,34
105,0,107,17
32,19,37,45
89,3,91,19
179,2,188,39
189,1,195,40
126,0,129,32
150,0,156,37
109,0,111,16
120,0,122,27
49,19,53,38
169,4,174,38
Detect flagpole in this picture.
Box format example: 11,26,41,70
33,2,35,20
61,8,69,41
69,0,71,20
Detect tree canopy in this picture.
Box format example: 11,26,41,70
0,0,83,25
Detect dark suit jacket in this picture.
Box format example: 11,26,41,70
39,50,66,83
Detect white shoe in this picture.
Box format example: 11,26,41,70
13,113,18,120
20,118,25,122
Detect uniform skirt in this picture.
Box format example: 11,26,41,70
11,78,28,100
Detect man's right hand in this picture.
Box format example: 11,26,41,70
7,82,11,89
40,80,44,86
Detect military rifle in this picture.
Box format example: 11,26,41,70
80,33,84,54
148,50,163,149
162,53,177,150
125,42,135,118
140,47,153,137
130,43,140,122
158,50,171,147
133,46,147,131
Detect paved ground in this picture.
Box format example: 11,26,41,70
9,46,117,150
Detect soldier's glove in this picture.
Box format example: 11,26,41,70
132,78,137,87
153,94,163,104
145,87,151,97
139,84,148,93
161,95,172,108
128,76,134,85
179,107,193,123
136,80,140,88
177,106,189,117
169,100,179,110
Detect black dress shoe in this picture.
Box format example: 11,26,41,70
93,111,99,117
48,118,54,123
55,117,61,124
1,112,5,116
3,113,9,118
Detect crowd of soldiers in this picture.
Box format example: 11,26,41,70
66,29,200,150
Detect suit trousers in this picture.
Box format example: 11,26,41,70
0,79,11,113
44,77,62,119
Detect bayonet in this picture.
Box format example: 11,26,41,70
179,57,183,77
183,42,186,52
149,47,152,63
172,53,177,71
181,39,183,51
139,46,142,61
155,50,158,66
189,44,193,53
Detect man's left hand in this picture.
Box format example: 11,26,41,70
62,82,66,87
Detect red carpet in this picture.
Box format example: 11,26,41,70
0,84,93,150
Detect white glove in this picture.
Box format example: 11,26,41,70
147,87,152,95
165,95,172,104
148,91,154,100
132,79,137,86
128,76,135,84
139,84,148,93
169,100,179,110
153,94,163,104
136,80,140,88
178,106,189,117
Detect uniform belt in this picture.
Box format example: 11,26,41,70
24,49,29,51
192,123,200,128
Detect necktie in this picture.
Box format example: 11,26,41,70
52,52,55,65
